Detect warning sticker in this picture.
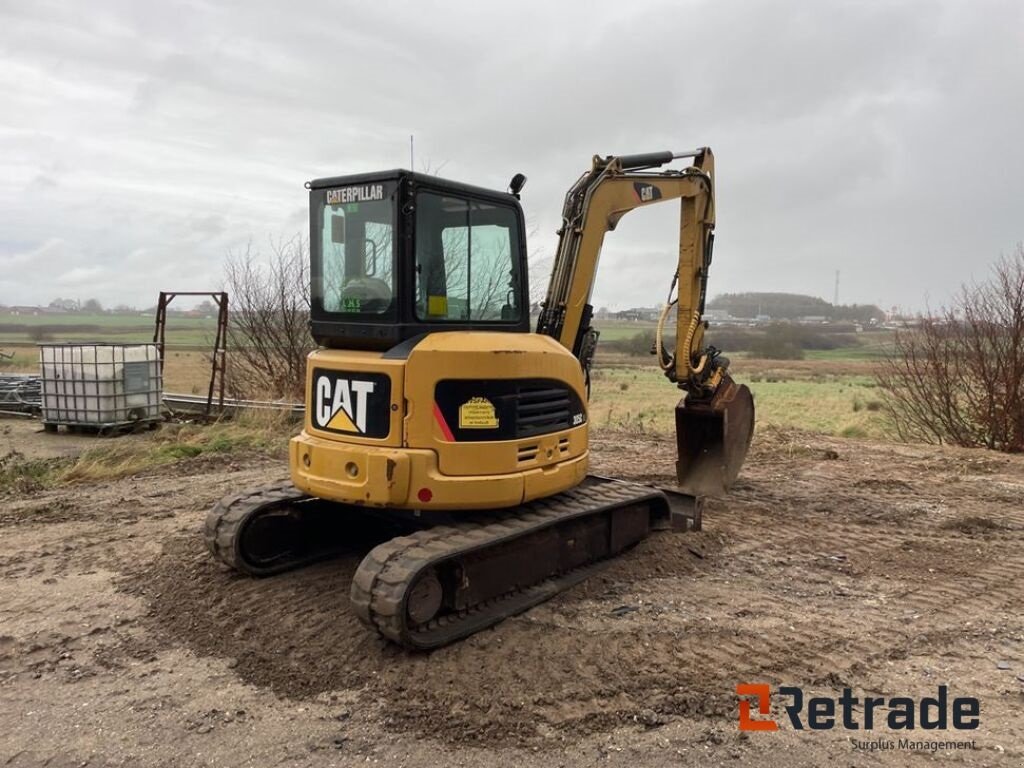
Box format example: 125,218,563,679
459,397,499,429
427,295,448,316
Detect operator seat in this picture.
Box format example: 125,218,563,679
340,276,392,313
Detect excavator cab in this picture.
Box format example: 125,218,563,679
308,170,532,351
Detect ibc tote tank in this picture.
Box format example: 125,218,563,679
38,343,162,433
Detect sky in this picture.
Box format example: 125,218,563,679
1,0,1022,313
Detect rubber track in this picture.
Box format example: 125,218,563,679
203,481,314,576
350,481,668,650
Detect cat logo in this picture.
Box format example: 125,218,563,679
312,369,391,438
326,184,384,204
633,182,663,203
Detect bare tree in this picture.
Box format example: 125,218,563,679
523,217,553,308
877,244,1024,452
224,236,313,400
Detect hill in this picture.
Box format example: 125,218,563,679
708,292,884,323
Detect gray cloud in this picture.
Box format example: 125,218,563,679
1,0,1021,311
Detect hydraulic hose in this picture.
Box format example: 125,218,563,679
656,290,709,379
682,310,709,377
655,299,676,371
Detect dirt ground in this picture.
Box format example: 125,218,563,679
1,420,1022,766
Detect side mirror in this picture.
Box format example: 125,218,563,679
330,214,346,244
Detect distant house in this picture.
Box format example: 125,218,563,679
704,309,733,322
8,306,41,316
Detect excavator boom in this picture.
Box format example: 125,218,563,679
536,148,754,494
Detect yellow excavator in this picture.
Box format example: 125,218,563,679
205,148,754,649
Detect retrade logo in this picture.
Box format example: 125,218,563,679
737,684,779,731
311,369,391,438
737,684,980,733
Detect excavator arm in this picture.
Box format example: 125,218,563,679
536,148,754,495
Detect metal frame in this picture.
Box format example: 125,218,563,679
0,373,41,416
152,291,228,419
163,392,303,421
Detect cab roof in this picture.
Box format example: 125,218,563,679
307,168,519,205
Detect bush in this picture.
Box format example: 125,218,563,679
749,325,805,359
603,323,858,360
0,451,60,495
703,327,760,351
702,325,841,360
877,244,1024,451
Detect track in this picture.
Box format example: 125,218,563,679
203,482,333,576
350,479,673,649
205,476,680,649
203,481,414,577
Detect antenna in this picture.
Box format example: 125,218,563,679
833,269,840,307
410,135,414,170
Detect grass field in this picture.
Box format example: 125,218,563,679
0,350,37,370
591,320,657,341
0,411,293,493
1,313,894,440
804,340,892,360
0,311,217,347
588,362,889,439
587,322,892,438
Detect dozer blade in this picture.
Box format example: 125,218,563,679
674,374,755,496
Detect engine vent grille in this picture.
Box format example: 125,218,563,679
516,384,572,438
517,444,539,463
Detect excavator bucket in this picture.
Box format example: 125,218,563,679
674,375,755,496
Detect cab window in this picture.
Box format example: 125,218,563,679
320,184,395,315
414,192,522,322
